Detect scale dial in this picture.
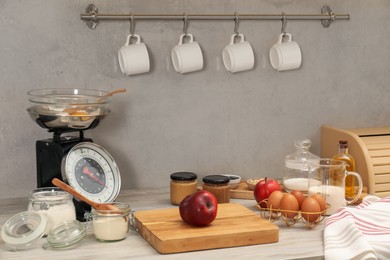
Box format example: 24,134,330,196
62,142,121,203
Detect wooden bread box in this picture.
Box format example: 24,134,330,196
321,125,390,197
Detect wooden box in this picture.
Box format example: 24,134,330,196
321,125,390,197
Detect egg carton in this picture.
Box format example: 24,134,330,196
256,200,328,229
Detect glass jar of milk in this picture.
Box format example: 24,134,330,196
283,139,319,193
91,202,130,242
28,187,76,236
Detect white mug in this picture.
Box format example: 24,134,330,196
118,34,150,76
171,33,203,74
269,33,302,71
222,34,254,73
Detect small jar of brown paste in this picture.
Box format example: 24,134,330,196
202,175,230,203
170,172,198,205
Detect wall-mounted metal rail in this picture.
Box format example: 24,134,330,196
80,4,349,29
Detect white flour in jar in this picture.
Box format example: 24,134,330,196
93,216,129,241
33,204,76,235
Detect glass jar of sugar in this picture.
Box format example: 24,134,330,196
91,202,130,242
27,187,76,236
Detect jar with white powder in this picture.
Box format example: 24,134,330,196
91,202,130,242
27,187,76,236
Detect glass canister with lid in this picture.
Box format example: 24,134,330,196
170,172,198,205
202,175,230,203
90,202,130,242
27,187,76,235
283,139,320,193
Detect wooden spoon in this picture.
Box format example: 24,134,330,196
64,88,127,115
52,178,122,213
97,88,127,102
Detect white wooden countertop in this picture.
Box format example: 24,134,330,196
0,188,325,260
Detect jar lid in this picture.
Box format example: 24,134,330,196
170,172,197,181
91,202,131,216
44,220,86,250
28,187,73,203
202,175,230,184
1,211,47,251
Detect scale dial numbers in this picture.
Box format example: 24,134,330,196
63,142,121,203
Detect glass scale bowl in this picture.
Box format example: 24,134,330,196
26,88,112,131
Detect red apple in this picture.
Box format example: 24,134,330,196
179,190,218,226
254,177,282,207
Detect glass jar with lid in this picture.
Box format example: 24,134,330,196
202,175,230,203
170,172,198,205
91,202,130,242
283,139,320,193
27,187,76,235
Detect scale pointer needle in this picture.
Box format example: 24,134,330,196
82,166,105,186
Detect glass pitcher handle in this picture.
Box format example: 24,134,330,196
345,171,363,205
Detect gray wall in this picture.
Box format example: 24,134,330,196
1,0,389,199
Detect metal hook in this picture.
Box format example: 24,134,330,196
281,12,287,34
183,12,188,35
129,12,135,35
234,12,239,35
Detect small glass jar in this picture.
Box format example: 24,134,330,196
91,202,130,242
202,175,230,203
27,187,76,236
170,172,198,205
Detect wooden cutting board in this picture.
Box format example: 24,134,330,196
134,203,279,254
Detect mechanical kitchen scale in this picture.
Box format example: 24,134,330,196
27,88,123,221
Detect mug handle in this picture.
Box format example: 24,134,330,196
124,34,141,46
345,171,363,205
179,33,193,45
278,33,292,44
230,33,244,45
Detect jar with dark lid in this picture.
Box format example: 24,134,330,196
202,175,230,203
170,172,198,205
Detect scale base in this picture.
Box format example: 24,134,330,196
36,136,92,187
36,134,93,221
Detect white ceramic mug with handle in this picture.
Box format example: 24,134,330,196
171,33,203,74
269,33,302,72
222,33,255,73
118,34,150,76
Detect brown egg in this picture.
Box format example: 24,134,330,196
311,194,327,215
291,190,305,209
279,193,299,218
268,190,284,212
301,197,321,223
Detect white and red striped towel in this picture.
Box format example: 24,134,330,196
324,196,390,260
